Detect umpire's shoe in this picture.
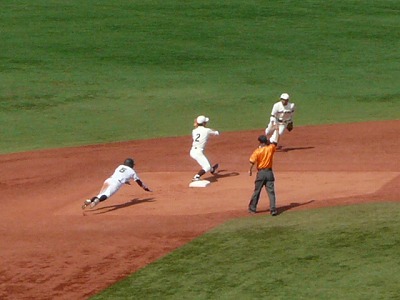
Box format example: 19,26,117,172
248,207,256,214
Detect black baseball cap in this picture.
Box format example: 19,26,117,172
258,135,268,144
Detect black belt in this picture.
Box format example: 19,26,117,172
258,168,272,171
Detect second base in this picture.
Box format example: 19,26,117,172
189,180,210,188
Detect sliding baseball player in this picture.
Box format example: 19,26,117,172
82,158,151,209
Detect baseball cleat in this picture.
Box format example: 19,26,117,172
211,163,219,175
270,209,278,216
90,198,100,208
82,199,92,210
192,176,200,181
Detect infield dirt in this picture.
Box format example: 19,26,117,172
0,121,399,299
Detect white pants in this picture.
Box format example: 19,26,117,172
265,122,287,144
190,147,212,172
97,178,123,199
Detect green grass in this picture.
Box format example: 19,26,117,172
1,0,399,153
91,203,400,299
2,1,400,299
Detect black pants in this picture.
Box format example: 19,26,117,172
248,169,276,212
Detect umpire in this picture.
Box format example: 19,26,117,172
248,126,280,216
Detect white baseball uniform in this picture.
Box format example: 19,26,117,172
97,165,140,198
190,126,219,172
265,100,295,143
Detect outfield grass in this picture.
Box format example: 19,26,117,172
1,0,399,153
91,203,400,299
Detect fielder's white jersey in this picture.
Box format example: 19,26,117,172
271,101,295,123
192,126,219,150
110,165,140,184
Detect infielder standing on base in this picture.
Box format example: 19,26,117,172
248,127,280,216
190,115,220,181
82,158,151,209
265,93,295,144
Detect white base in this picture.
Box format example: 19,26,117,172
189,180,210,188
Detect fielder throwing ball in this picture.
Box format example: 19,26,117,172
265,93,295,144
190,115,219,181
82,158,151,209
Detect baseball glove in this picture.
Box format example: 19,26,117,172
287,122,294,132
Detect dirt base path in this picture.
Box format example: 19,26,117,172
0,121,399,299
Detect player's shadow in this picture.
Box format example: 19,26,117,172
206,170,240,183
92,197,155,214
278,146,314,152
256,200,315,215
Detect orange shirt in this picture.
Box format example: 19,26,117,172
249,144,276,169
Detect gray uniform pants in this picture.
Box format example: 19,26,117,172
248,168,276,212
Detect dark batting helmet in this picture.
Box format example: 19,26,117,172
124,158,135,168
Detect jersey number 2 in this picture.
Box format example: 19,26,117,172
195,133,201,142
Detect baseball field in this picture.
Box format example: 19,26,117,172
0,1,399,299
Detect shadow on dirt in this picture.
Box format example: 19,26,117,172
91,197,155,214
278,146,315,152
205,169,240,183
255,200,315,215
276,200,315,214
